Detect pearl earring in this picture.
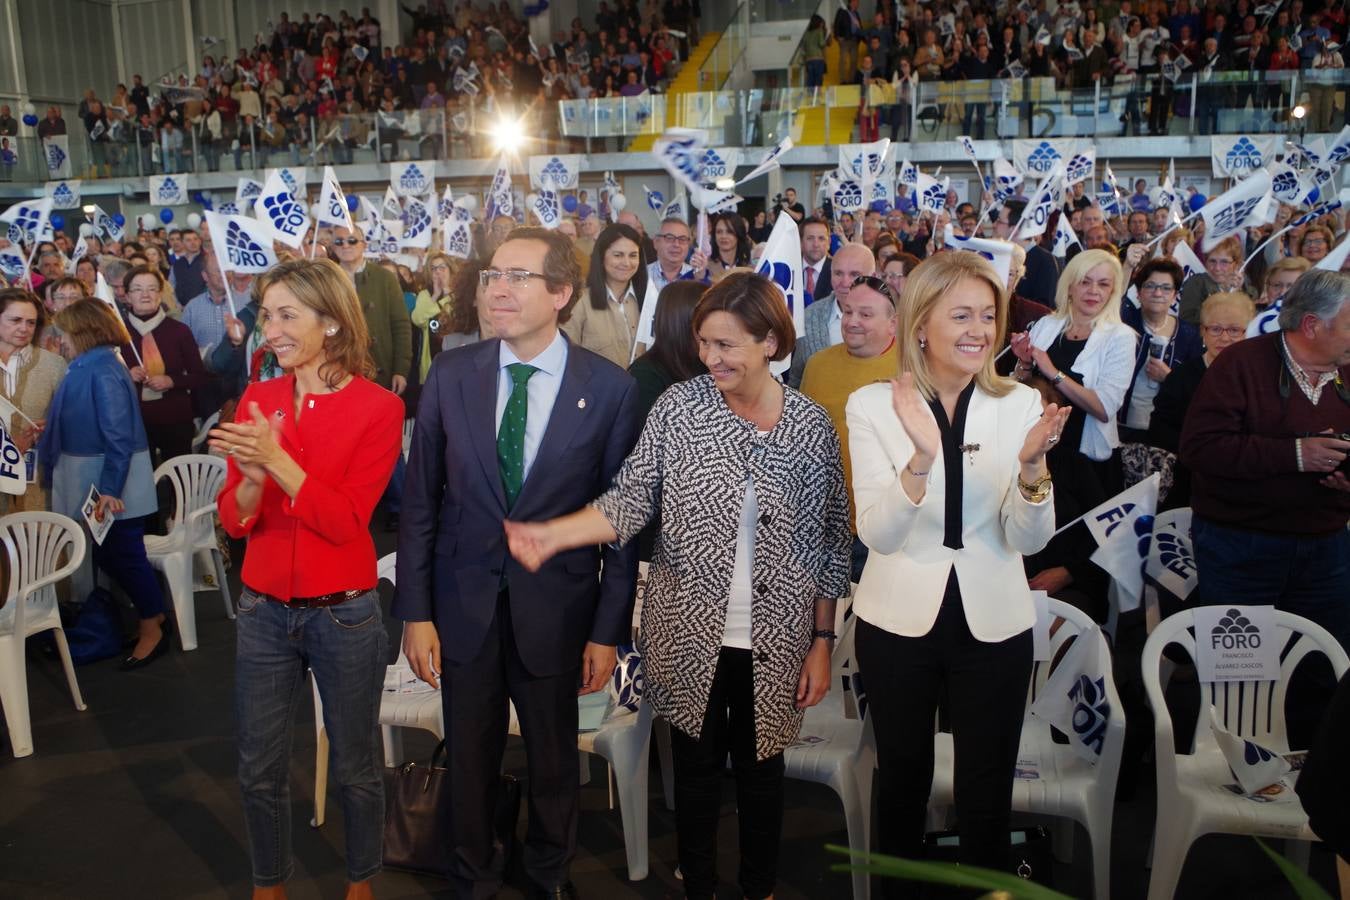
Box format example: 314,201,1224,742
326,328,338,336
919,337,928,351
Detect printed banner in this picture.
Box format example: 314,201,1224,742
263,166,308,197
149,174,188,207
43,135,71,180
697,147,742,183
391,160,435,197
203,210,278,274
1210,134,1279,178
528,154,582,190
752,212,807,378
256,168,310,248
1012,138,1088,176
45,179,81,209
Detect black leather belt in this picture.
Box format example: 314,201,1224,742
251,587,374,608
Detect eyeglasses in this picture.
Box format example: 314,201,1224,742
1303,237,1328,246
1140,281,1176,294
655,233,691,244
480,268,550,288
1207,257,1235,266
333,237,363,246
1203,324,1246,338
851,274,896,304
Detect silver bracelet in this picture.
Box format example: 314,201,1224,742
905,462,930,478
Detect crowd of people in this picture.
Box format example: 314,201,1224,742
4,0,692,180
1,145,1350,892
804,0,1350,138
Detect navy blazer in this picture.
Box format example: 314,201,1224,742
392,335,642,677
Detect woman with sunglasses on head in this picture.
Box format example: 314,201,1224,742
1119,258,1204,444
847,252,1067,895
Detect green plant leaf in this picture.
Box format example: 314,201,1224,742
826,844,1077,900
1253,838,1335,900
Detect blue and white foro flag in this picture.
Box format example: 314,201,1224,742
530,190,562,230
236,177,264,211
899,159,919,187
642,184,665,212
0,244,27,282
263,166,307,197
1198,170,1271,252
93,205,124,241
913,172,949,215
1064,148,1096,187
1145,507,1199,602
149,174,188,207
443,207,473,260
45,179,81,209
1247,299,1282,337
943,224,1013,286
661,184,687,223
735,137,793,186
691,185,742,214
1209,708,1292,794
1171,240,1205,288
839,139,891,181
752,212,807,377
1051,213,1081,259
1029,626,1115,764
255,168,311,248
0,197,53,246
42,135,71,180
992,158,1023,203
652,127,709,195
1085,473,1161,611
438,185,456,224
317,166,354,231
204,210,279,274
0,411,26,496
400,195,434,248
381,186,404,224
1014,164,1064,240
390,160,435,197
485,154,513,221
697,148,742,184
833,178,867,216
529,154,582,191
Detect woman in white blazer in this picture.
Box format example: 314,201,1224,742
846,251,1067,892
1010,248,1138,466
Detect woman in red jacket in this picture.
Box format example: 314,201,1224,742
122,266,209,466
209,258,403,900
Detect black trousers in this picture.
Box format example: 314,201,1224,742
670,646,785,900
855,574,1033,900
439,591,579,898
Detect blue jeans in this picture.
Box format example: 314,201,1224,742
234,588,387,887
1193,516,1350,744
381,451,406,515
805,59,825,88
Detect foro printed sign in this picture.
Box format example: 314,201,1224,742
1193,605,1279,682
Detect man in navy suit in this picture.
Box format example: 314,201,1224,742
394,227,641,899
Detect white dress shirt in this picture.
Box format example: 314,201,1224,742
495,329,569,482
827,298,844,346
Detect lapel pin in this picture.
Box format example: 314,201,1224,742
577,398,587,409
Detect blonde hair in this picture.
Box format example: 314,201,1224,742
899,252,1014,400
1200,291,1256,326
1052,248,1125,326
1265,256,1311,290
251,258,376,387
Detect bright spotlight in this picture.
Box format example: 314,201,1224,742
491,116,526,153
1292,104,1308,120
714,177,736,190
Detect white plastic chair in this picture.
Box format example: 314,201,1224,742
0,512,88,758
782,589,877,900
928,598,1124,900
1142,608,1349,900
312,552,445,827
142,454,230,652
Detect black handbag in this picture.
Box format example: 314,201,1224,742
383,740,522,879
922,826,1054,889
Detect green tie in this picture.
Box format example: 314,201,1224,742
497,362,539,509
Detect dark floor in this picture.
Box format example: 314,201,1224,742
0,533,1342,899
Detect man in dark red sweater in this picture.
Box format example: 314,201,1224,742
1181,269,1350,739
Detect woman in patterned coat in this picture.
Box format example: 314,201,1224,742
505,272,852,900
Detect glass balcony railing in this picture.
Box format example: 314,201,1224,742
3,70,1348,191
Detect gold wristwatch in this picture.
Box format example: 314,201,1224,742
1017,471,1052,503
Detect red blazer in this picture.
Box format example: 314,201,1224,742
218,373,403,600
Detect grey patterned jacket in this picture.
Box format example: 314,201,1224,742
593,374,852,760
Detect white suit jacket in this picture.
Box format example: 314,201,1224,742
846,381,1056,642
1027,316,1138,462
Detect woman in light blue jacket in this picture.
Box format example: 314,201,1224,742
40,299,167,670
